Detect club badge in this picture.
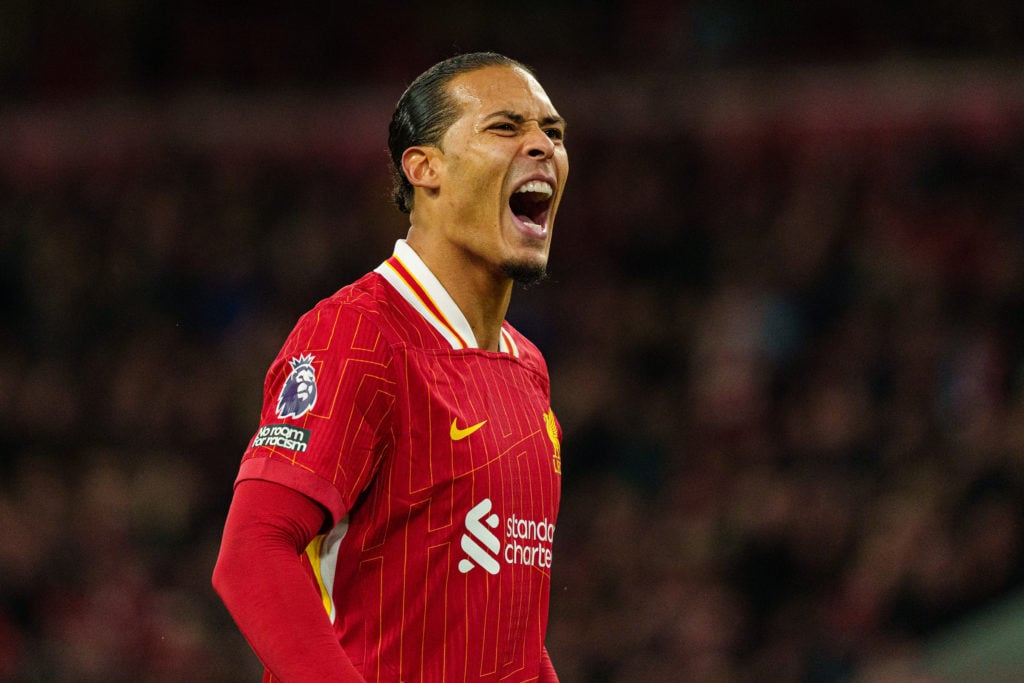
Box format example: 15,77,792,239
543,408,561,474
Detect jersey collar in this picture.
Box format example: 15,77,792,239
375,240,518,355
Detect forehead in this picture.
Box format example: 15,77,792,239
447,65,559,120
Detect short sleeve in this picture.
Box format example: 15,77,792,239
237,297,398,524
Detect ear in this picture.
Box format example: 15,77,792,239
401,146,442,191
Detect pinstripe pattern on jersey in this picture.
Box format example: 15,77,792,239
244,241,557,682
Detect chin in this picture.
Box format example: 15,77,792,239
501,260,548,287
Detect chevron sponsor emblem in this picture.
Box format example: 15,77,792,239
459,498,501,574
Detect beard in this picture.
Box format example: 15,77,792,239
501,260,548,288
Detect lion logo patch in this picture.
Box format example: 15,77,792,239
276,354,318,419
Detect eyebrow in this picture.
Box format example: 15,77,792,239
485,110,567,129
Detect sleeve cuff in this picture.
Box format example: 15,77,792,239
236,456,347,525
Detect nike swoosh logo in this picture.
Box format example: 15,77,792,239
450,418,487,441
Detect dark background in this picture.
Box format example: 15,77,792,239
3,2,1024,681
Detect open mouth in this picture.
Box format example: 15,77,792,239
509,180,554,235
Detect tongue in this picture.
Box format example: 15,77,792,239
516,214,542,230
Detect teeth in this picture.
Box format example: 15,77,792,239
515,180,553,197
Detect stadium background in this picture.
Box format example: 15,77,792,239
3,2,1024,681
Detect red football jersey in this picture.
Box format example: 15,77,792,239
238,240,563,682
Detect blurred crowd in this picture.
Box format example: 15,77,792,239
544,121,1024,680
3,4,1024,682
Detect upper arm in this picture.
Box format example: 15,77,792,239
239,301,398,522
220,478,329,555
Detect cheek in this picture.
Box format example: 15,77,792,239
556,151,570,186
447,156,501,208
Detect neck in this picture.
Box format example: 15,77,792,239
404,229,513,352
465,282,513,352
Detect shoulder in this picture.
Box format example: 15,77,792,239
281,272,398,357
502,321,550,378
314,271,391,316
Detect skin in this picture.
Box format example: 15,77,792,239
402,65,569,351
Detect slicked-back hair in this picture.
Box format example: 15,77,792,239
388,52,532,214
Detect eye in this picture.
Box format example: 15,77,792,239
489,122,517,134
545,127,565,141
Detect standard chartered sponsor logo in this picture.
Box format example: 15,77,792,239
458,497,555,574
252,423,311,452
505,512,555,569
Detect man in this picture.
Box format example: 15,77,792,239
213,52,568,682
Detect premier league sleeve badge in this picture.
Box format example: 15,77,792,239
276,354,318,419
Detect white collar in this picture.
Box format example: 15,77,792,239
374,240,517,355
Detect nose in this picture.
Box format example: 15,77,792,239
523,125,555,159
